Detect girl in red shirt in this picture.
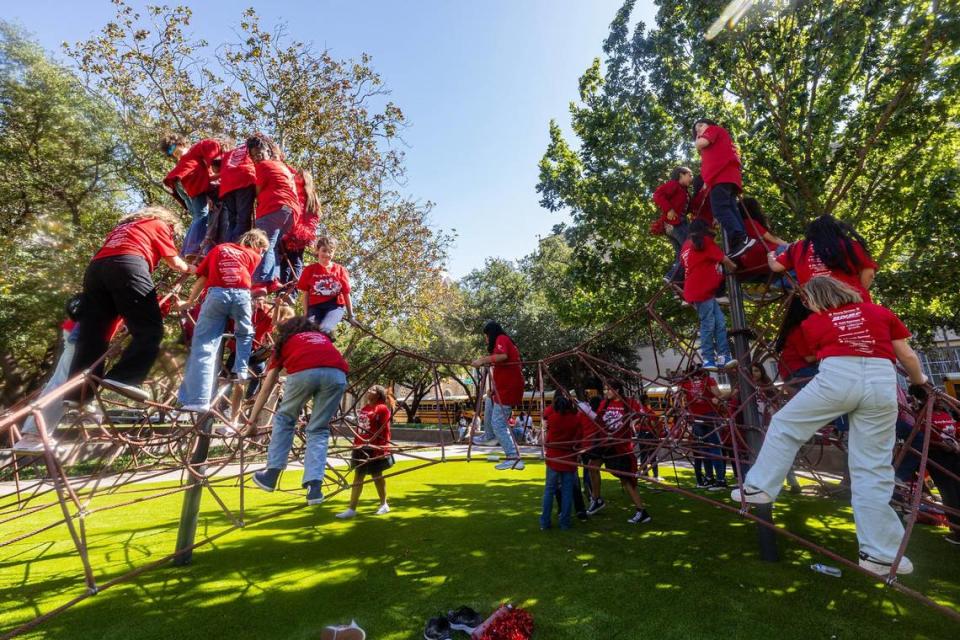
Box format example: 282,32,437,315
653,166,693,284
737,198,789,278
337,386,396,519
769,214,877,302
774,296,817,387
296,236,354,335
68,207,194,404
160,133,224,259
251,316,349,506
733,276,929,576
540,395,584,530
280,169,322,286
680,220,739,371
246,134,300,287
692,118,755,259
218,144,258,243
472,321,526,470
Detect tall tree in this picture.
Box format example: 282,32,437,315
538,0,960,338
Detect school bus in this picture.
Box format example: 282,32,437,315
945,373,960,400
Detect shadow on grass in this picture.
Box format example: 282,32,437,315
1,462,958,639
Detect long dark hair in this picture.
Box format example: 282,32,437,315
688,218,714,251
774,295,813,353
482,320,511,355
692,118,720,139
670,166,691,182
802,214,871,275
740,197,770,229
273,316,323,361
553,394,576,415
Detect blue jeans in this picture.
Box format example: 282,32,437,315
178,288,253,406
693,416,726,482
253,208,294,284
694,298,731,363
541,468,575,529
709,183,745,242
175,180,210,257
266,367,347,486
489,400,518,458
666,220,689,282
23,328,77,435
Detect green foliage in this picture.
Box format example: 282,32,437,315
538,0,960,339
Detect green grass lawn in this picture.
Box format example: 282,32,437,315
1,459,958,639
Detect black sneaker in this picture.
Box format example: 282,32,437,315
447,606,483,633
628,509,653,524
576,510,589,521
696,480,714,489
586,497,606,515
423,616,453,640
708,479,728,492
727,236,756,259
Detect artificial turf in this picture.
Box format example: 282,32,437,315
1,459,958,639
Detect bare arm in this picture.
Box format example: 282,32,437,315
344,294,354,319
177,276,208,310
763,232,789,247
248,368,281,424
892,339,927,385
472,353,508,367
722,256,738,272
767,252,787,273
163,255,196,274
695,136,710,151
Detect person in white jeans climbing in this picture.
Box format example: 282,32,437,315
732,276,929,577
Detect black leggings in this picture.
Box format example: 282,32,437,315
69,255,164,390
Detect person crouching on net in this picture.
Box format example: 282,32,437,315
250,316,349,505
731,276,929,576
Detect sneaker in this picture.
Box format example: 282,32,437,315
945,532,960,546
446,606,483,633
101,379,151,402
628,509,653,525
730,485,774,504
321,620,366,640
696,480,714,489
423,616,453,640
702,360,719,371
336,508,357,519
181,403,211,413
720,357,738,370
375,502,390,515
727,236,757,259
214,423,239,436
576,511,589,521
228,371,248,382
586,497,606,515
716,296,730,305
305,481,324,505
495,459,524,470
252,468,281,492
12,433,47,454
708,479,728,492
858,552,914,576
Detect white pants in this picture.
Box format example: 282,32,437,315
312,306,345,335
745,356,905,561
22,330,75,435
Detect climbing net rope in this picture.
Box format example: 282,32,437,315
1,271,959,638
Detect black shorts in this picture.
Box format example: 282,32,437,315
585,446,638,478
350,447,395,474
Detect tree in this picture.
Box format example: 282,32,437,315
538,0,960,338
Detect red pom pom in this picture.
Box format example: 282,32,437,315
477,607,533,640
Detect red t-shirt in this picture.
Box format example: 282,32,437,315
254,159,301,218
164,139,221,198
195,243,262,290
681,236,725,303
596,397,640,451
61,318,77,333
776,241,877,302
92,218,178,271
680,375,720,416
491,334,524,406
355,403,392,451
652,180,689,225
297,262,351,307
801,303,910,363
689,188,714,226
778,327,814,379
698,125,742,189
542,406,584,471
218,145,257,196
930,410,957,443
268,331,350,375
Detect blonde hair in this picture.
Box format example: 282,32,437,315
803,276,863,311
238,229,269,251
316,236,338,251
299,169,321,215
275,304,296,324
159,132,188,155
120,206,184,235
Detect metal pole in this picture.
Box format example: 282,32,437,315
723,230,779,562
173,412,214,566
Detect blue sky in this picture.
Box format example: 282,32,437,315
7,0,658,279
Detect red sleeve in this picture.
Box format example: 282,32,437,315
494,335,509,356
794,327,813,358
152,223,179,260
652,183,674,215
195,250,214,279
776,243,798,270
340,265,351,294
852,241,877,270
197,139,221,165
707,240,725,263
296,265,312,292
701,125,721,144
800,315,821,353
885,308,911,341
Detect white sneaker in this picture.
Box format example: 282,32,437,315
214,423,239,436
101,378,151,402
12,433,47,454
730,485,774,504
181,403,210,413
495,460,525,470
375,503,390,515
859,552,914,576
335,508,357,519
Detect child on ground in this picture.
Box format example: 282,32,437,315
337,386,396,519
251,317,349,505
175,230,269,412
540,395,584,530
679,365,728,490
297,236,353,335
681,219,739,371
